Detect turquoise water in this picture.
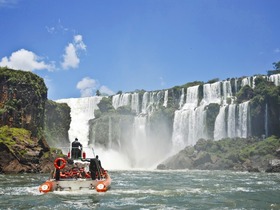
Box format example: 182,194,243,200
0,170,280,209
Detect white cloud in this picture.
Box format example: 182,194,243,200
76,77,99,97
100,85,115,96
46,19,69,34
0,49,55,71
61,43,79,69
61,34,86,70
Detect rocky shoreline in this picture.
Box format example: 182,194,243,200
157,137,280,173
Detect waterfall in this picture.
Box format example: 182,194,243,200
131,93,140,114
237,101,250,138
53,74,280,169
241,77,251,87
172,85,201,150
227,104,236,138
163,90,168,107
112,93,131,109
179,88,185,109
131,116,148,167
56,96,102,146
141,92,149,114
269,74,280,86
222,80,233,105
214,106,227,140
200,82,221,105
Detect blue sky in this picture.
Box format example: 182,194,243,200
0,0,280,100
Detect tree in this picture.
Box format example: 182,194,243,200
97,97,114,113
96,90,101,96
272,61,280,70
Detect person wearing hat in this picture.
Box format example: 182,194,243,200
71,138,83,159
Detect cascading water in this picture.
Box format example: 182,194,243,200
53,74,280,169
214,106,227,140
237,101,250,138
172,85,203,150
227,104,236,138
56,96,102,146
269,74,280,86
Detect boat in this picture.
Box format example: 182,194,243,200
39,146,111,193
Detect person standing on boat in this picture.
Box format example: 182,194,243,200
71,138,83,159
89,158,98,180
96,155,102,169
89,155,102,180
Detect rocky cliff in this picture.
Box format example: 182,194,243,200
0,68,57,173
44,100,71,148
0,126,56,173
0,67,47,137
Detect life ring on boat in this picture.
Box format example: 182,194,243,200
96,183,106,191
54,158,67,170
39,182,52,193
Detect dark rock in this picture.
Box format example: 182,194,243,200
156,164,167,170
276,148,280,158
193,152,212,167
265,159,280,173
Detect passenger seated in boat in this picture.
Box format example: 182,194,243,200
71,138,83,159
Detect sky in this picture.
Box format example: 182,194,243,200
0,0,280,100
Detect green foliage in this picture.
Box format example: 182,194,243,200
97,97,115,113
116,105,133,115
181,81,204,89
272,61,280,70
94,109,102,119
0,126,32,150
249,76,280,136
44,100,71,147
236,85,254,103
96,90,101,96
207,78,219,84
0,67,47,96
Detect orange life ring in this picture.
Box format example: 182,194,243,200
54,158,67,170
39,181,52,193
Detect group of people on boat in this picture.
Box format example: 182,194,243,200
57,159,107,180
53,138,107,180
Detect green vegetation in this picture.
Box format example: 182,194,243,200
194,136,280,165
249,76,280,137
0,125,32,150
97,97,115,113
272,61,280,70
236,85,254,103
207,78,219,84
44,100,71,147
0,67,47,97
0,68,48,138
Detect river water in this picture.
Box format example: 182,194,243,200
0,170,280,210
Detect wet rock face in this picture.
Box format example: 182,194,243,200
0,129,54,174
0,68,55,174
0,68,47,137
265,159,280,173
